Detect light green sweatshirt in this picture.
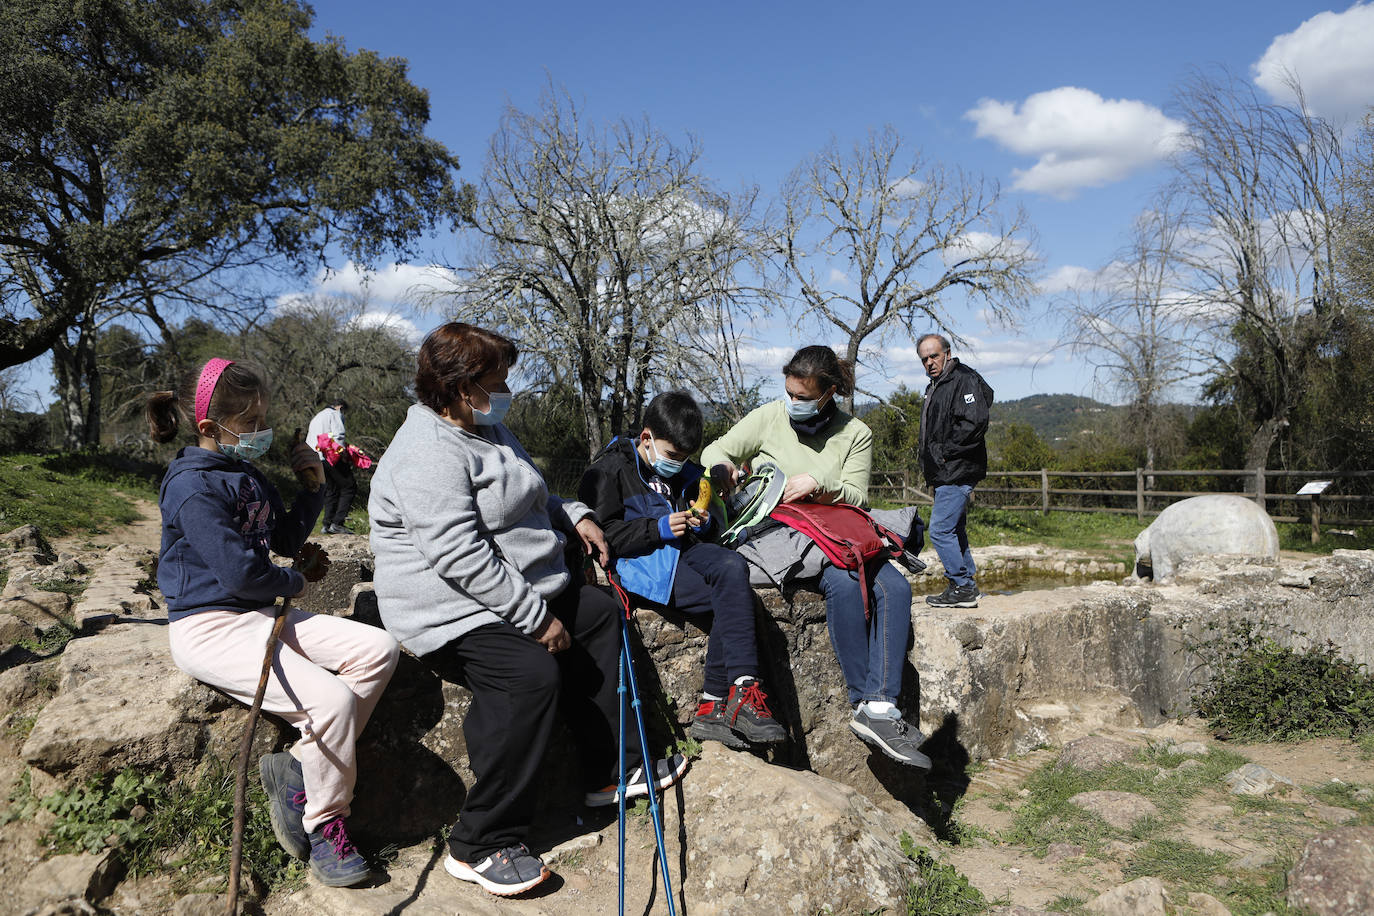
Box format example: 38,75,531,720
700,399,873,508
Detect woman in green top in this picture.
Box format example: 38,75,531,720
701,345,931,770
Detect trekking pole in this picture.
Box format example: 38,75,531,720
225,596,291,916
603,567,678,916
617,626,627,916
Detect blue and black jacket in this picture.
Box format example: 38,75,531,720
576,436,709,604
157,446,323,621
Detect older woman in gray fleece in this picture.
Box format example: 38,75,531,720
368,322,687,898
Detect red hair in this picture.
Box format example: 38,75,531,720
415,323,518,412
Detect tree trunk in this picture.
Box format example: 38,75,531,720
52,318,103,449
1244,416,1285,472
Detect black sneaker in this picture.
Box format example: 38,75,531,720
925,584,979,608
584,753,690,807
689,698,748,749
850,708,933,770
724,678,787,744
445,844,550,896
308,817,372,887
259,751,309,860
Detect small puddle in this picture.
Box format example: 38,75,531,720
915,570,1121,598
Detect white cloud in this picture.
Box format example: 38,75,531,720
888,176,926,198
826,267,852,287
965,87,1186,198
944,230,1033,264
1041,264,1097,294
1253,3,1374,122
313,261,457,305
350,311,424,346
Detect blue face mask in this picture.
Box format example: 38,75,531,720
220,426,274,462
786,397,821,421
473,384,513,427
648,439,685,478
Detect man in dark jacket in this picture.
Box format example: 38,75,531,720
917,334,993,608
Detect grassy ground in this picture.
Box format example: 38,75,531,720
0,452,160,536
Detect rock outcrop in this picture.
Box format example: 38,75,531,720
1132,494,1279,582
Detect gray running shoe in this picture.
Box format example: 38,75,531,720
690,698,749,749
259,751,308,860
445,844,550,896
850,708,933,770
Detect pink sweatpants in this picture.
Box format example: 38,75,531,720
169,606,400,831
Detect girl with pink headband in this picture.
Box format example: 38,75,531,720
147,358,399,888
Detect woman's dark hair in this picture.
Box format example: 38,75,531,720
643,390,704,453
146,361,270,444
783,345,854,397
415,322,519,413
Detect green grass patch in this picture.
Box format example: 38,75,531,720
1122,837,1229,885
963,507,1139,564
12,761,304,895
16,619,80,658
1187,619,1374,741
899,833,991,916
1217,866,1304,916
33,578,88,597
0,452,159,536
1275,521,1374,554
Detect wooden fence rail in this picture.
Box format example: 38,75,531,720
868,468,1374,543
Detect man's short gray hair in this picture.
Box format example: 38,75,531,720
917,333,951,354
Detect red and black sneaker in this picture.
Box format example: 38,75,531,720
724,678,787,744
689,697,748,749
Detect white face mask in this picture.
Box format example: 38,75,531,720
219,425,274,461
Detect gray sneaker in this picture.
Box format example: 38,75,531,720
259,751,309,860
850,708,933,770
445,844,550,896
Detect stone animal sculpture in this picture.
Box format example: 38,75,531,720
1133,494,1279,582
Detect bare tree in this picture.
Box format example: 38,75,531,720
1058,198,1199,472
436,86,773,457
780,126,1038,409
1170,71,1346,471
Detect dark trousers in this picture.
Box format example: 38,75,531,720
661,541,759,697
322,460,356,528
422,583,634,861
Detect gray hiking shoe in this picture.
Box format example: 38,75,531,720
723,678,787,744
850,708,933,770
690,697,749,749
445,844,550,896
259,751,308,860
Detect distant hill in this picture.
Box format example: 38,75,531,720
990,394,1120,444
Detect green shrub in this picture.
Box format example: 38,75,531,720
1187,619,1374,741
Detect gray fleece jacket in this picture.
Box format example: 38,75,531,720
368,404,595,657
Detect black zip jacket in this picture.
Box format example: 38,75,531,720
577,436,706,561
919,359,994,487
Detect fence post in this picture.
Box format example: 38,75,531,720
1136,468,1144,522
1311,494,1321,545
1254,467,1266,508
1040,468,1049,516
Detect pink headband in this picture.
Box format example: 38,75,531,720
195,358,235,424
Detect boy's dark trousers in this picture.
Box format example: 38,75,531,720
423,582,635,862
666,541,759,697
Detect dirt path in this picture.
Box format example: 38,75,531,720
51,496,162,555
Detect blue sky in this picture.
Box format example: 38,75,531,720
17,1,1374,408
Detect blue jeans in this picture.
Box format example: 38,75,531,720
818,561,912,706
930,484,976,587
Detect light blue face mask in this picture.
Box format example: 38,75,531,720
786,397,821,421
648,439,685,478
473,383,513,426
220,426,274,462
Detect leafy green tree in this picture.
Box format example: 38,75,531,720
1,0,464,444
863,386,924,474
988,422,1055,472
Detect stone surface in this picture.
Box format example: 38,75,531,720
1046,842,1085,863
1133,495,1279,582
1308,803,1358,825
68,545,157,628
19,623,281,776
1058,736,1137,770
0,611,37,647
1168,740,1209,756
0,524,52,556
294,540,373,617
1287,826,1374,916
1183,891,1231,915
1067,791,1159,829
1084,876,1170,915
13,851,122,915
1,592,73,629
1223,763,1295,796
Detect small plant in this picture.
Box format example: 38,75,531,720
41,768,162,854
34,578,89,597
17,620,80,658
3,713,38,742
1186,619,1374,741
674,735,703,759
1122,837,1229,885
899,832,990,916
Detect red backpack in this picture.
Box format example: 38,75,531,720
768,503,905,619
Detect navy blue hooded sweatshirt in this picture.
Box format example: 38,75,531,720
157,447,324,621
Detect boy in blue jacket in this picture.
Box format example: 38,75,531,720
578,391,786,748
